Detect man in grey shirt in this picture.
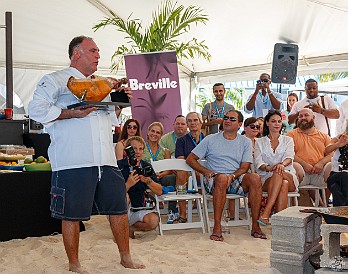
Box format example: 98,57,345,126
201,83,234,135
187,110,266,241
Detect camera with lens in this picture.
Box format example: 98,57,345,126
125,146,154,177
256,80,262,85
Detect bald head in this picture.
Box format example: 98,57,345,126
298,108,314,119
298,108,315,130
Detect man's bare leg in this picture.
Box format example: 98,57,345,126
62,220,86,273
242,174,264,234
109,214,145,269
211,174,228,240
129,213,159,238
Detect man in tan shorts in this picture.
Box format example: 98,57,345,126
286,108,333,206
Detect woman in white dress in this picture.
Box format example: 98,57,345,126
254,110,299,225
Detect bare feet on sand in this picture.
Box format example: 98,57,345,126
120,253,145,269
69,263,90,274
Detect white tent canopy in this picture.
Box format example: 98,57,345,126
1,0,348,112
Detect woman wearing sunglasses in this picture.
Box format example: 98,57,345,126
254,110,298,226
243,117,261,146
115,118,142,160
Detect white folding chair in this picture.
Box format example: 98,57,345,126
151,159,205,235
298,185,327,207
262,191,300,207
200,173,251,234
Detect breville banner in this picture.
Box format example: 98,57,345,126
124,51,182,138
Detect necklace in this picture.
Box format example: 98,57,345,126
146,142,161,161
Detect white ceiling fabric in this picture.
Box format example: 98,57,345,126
1,0,348,112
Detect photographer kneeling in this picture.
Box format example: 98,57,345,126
118,136,162,238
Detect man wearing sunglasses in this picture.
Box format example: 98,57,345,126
244,73,282,117
186,110,265,241
201,83,235,135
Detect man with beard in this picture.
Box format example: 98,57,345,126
201,83,235,135
288,78,339,136
159,115,188,157
286,109,333,206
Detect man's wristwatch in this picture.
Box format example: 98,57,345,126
321,108,325,114
146,178,152,186
268,91,273,95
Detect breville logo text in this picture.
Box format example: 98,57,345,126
129,78,177,90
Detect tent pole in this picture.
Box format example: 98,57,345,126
5,12,13,109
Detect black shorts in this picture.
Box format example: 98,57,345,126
50,166,127,221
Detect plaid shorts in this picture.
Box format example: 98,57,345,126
203,173,246,196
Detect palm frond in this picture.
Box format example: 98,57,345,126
93,0,210,72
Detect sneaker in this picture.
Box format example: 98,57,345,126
173,208,179,220
167,210,175,224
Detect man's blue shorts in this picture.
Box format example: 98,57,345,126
50,166,127,221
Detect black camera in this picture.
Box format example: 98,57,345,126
134,165,154,177
124,146,154,177
256,80,262,85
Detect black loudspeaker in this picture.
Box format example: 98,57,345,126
271,43,298,84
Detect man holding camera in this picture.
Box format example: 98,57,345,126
244,73,282,117
288,78,339,136
118,136,162,239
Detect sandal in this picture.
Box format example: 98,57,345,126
174,217,187,223
251,231,267,240
210,233,224,241
257,216,269,226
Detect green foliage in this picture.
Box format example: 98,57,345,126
93,0,211,72
318,72,348,83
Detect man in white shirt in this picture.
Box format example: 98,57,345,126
288,78,339,136
29,36,144,272
336,99,348,135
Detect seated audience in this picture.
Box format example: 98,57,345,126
175,112,205,223
282,93,298,133
186,110,266,241
118,136,162,239
115,119,141,160
286,109,333,206
254,110,298,225
325,132,348,206
159,115,187,157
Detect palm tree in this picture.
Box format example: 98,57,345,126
93,0,211,72
319,72,348,83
